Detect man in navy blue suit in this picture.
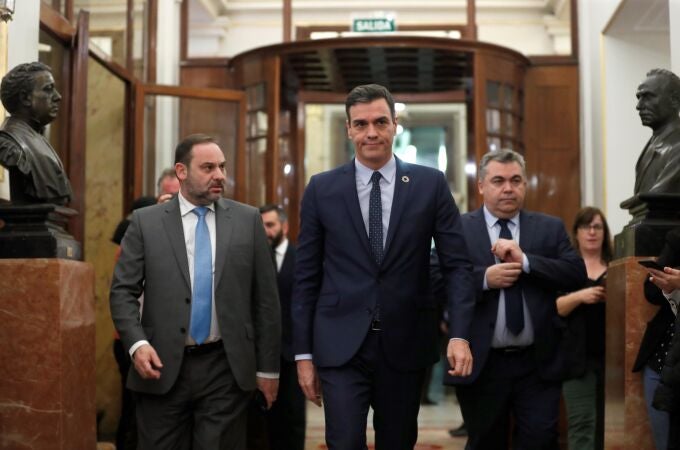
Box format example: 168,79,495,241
292,84,476,449
446,149,587,450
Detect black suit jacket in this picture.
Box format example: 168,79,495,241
278,243,296,361
633,228,680,372
446,207,587,385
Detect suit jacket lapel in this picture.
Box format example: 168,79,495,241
214,198,233,288
518,210,534,256
384,157,411,259
342,161,372,257
162,197,191,290
471,208,495,266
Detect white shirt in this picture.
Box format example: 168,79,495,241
129,192,220,357
355,155,396,246
274,238,289,272
664,290,680,316
481,206,535,347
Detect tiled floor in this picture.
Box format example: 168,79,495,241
304,383,467,450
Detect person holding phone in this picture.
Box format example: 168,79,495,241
634,228,680,449
555,207,612,450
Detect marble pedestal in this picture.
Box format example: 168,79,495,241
605,257,658,449
0,259,95,449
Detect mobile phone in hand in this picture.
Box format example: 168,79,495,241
638,259,664,271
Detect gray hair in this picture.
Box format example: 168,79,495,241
478,149,526,180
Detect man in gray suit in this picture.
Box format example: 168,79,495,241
110,134,281,450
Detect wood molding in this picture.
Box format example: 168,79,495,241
296,24,471,41
126,0,134,72
40,3,76,42
68,10,90,251
148,0,158,83
89,44,135,82
180,58,231,67
529,55,578,67
142,83,245,101
570,0,579,62
283,0,291,42
180,0,188,61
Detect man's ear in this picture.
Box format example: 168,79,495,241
19,89,32,108
175,162,188,181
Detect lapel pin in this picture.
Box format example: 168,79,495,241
401,175,410,183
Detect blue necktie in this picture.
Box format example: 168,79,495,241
497,218,524,335
191,206,212,344
369,171,384,265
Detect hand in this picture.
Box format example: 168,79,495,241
491,239,524,264
578,286,606,304
157,193,174,204
256,376,279,410
485,262,522,289
296,360,322,407
132,344,163,380
648,267,680,294
447,339,473,377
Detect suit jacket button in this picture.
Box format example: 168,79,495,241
180,327,186,334
185,298,191,304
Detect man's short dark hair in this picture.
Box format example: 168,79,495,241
646,68,680,108
345,84,396,121
478,149,527,180
259,204,287,222
0,62,52,115
174,134,218,166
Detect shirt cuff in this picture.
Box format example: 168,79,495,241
522,254,530,273
256,372,279,379
483,272,489,291
295,354,313,361
663,290,680,316
129,340,149,358
449,337,469,344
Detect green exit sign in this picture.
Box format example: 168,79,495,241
353,17,395,33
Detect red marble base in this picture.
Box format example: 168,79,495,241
0,259,95,449
605,257,658,449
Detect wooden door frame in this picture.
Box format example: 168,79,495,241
133,84,247,202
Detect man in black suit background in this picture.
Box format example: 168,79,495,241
260,204,306,450
446,149,587,450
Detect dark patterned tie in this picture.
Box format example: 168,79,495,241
497,218,524,334
369,171,384,265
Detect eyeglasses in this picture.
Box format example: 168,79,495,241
578,224,604,232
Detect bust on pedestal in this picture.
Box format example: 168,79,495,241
616,68,680,257
0,61,80,259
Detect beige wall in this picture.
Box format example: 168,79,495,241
84,57,126,436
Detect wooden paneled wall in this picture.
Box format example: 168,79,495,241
523,64,580,227
180,61,236,89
